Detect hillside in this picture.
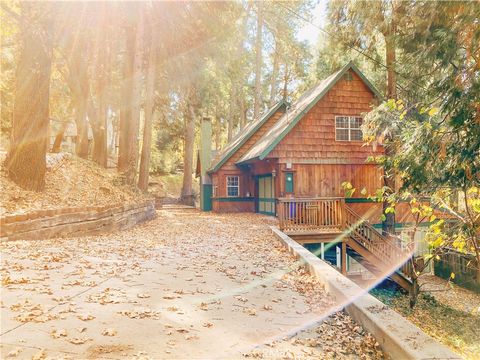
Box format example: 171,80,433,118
0,153,150,216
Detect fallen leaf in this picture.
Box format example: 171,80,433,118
101,328,117,336
51,328,67,339
77,314,95,321
7,348,22,358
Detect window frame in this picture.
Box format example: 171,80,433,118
335,116,363,142
226,175,240,197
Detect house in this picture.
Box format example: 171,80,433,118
199,61,387,219
197,61,423,291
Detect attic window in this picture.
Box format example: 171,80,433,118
335,116,363,141
344,72,353,81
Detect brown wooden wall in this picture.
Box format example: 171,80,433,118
277,163,383,198
210,109,284,210
268,70,383,163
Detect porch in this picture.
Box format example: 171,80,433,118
276,197,414,291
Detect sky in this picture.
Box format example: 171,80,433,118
296,0,327,46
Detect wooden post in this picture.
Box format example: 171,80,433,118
340,198,346,230
341,241,347,275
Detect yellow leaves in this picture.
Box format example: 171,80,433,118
428,107,439,116
360,188,367,196
385,206,395,214
466,186,479,195
452,234,467,253
386,98,397,110
431,236,444,249
341,181,355,198
450,272,455,280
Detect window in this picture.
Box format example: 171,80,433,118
285,172,294,193
226,176,239,197
335,116,363,141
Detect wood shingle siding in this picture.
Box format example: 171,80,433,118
268,70,383,163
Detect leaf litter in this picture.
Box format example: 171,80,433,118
1,209,384,359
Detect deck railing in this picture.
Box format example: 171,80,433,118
278,197,345,233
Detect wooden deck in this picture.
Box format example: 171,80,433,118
277,197,414,291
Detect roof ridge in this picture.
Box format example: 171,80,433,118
208,100,287,173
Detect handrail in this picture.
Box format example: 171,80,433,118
278,197,344,202
344,206,412,269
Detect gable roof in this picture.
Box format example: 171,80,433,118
208,100,287,173
236,62,382,165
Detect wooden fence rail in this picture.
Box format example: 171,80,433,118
278,197,345,233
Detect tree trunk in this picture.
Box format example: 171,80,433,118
227,85,236,141
283,63,289,100
181,96,195,206
269,40,280,107
125,9,145,185
74,97,89,158
138,20,157,192
253,1,263,120
118,25,136,173
91,13,108,168
51,121,68,153
382,16,397,237
5,3,53,191
63,34,89,159
409,276,420,309
239,94,247,129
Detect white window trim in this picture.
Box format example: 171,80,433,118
226,176,240,197
335,115,363,142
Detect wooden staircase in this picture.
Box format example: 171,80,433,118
277,198,414,291
344,206,413,290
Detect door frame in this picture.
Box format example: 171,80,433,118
255,174,276,216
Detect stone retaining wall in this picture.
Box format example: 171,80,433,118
0,201,156,242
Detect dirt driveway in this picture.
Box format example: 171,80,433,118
1,208,382,359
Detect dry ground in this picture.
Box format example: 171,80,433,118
1,208,383,359
0,153,149,216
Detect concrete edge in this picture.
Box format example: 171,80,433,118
270,226,460,360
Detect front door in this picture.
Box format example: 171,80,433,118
256,175,275,215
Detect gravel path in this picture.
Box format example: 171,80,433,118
1,208,383,359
